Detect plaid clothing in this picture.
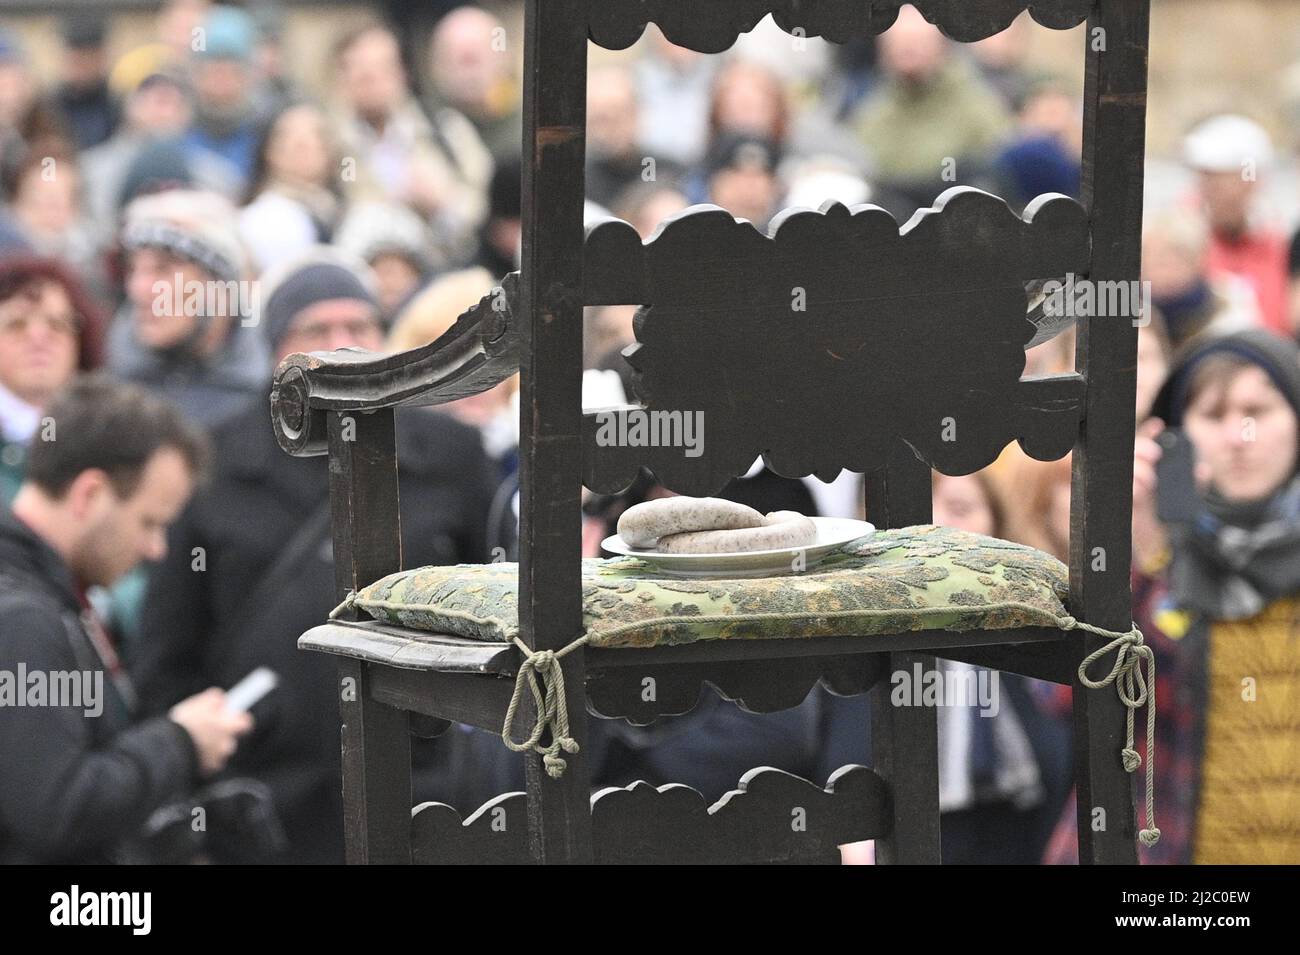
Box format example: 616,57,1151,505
1044,568,1199,864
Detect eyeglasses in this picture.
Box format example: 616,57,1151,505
285,318,383,345
0,311,81,338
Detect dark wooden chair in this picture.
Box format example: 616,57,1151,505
271,0,1152,864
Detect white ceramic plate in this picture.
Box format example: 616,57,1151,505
601,517,875,578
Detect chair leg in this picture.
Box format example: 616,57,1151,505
523,651,594,864
1072,653,1138,864
872,650,942,864
339,659,412,864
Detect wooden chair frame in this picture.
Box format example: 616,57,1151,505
271,0,1150,864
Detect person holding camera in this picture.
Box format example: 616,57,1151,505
1047,328,1300,864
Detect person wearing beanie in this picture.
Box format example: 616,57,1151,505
255,249,383,352
54,13,122,151
82,66,241,231
132,248,514,862
1047,329,1300,864
114,138,198,212
470,154,523,278
1184,114,1290,336
702,132,785,230
108,189,269,430
181,5,265,188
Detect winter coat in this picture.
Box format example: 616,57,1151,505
0,507,198,863
130,397,511,862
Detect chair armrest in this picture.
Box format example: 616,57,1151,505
271,272,521,456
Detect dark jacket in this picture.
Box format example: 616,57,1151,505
131,397,512,862
56,80,122,150
0,507,198,864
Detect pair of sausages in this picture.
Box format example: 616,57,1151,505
617,497,817,554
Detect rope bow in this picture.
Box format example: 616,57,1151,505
501,636,591,778
1066,616,1160,849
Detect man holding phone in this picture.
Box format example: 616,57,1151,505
134,250,508,863
0,376,252,863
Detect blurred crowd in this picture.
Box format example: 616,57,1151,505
0,1,1296,865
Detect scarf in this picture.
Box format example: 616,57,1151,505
1170,476,1300,621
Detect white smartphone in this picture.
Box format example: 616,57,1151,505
225,667,279,713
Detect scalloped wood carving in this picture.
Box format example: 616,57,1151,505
586,654,887,724
591,765,888,863
411,792,530,864
582,187,1090,496
411,765,887,864
586,0,1095,51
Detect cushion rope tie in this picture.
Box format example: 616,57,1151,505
501,635,592,779
332,590,1158,830
329,593,357,619
334,591,591,780
1062,615,1160,849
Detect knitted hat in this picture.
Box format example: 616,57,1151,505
116,139,196,212
257,247,379,351
488,155,523,221
109,44,180,97
196,6,257,62
705,133,783,179
62,13,107,50
121,189,248,284
1151,329,1300,429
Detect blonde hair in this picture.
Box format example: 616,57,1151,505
386,267,496,352
1004,453,1073,563
386,267,518,401
1144,207,1210,263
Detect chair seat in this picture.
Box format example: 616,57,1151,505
339,525,1072,650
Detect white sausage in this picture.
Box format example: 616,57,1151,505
656,510,818,554
617,497,765,548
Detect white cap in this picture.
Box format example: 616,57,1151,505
1183,114,1274,173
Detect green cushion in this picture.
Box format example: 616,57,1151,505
344,525,1071,650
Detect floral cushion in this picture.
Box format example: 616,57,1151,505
342,525,1071,650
